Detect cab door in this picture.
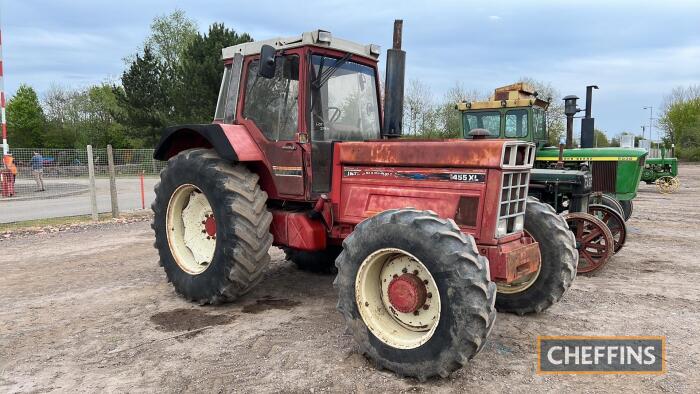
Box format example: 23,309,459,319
239,53,305,197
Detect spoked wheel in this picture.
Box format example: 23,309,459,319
591,193,625,219
564,212,615,274
656,176,680,193
589,204,627,253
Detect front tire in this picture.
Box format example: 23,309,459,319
335,209,496,380
152,148,273,304
496,199,578,315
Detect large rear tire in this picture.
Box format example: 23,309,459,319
495,199,578,315
152,148,273,304
335,209,496,380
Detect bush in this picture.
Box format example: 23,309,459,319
677,146,700,161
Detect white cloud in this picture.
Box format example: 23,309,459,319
488,15,501,21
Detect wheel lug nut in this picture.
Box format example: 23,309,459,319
365,302,369,307
402,268,408,273
413,270,419,275
393,274,398,279
413,310,419,316
212,236,216,240
201,220,206,225
422,305,429,310
206,236,211,240
427,292,432,298
201,230,206,233
423,280,429,285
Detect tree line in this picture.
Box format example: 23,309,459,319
7,10,251,149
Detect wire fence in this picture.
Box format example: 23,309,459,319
0,147,164,224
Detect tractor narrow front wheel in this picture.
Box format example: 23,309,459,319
335,209,496,380
152,148,273,304
565,212,614,274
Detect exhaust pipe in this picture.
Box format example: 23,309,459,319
382,20,406,139
580,85,598,148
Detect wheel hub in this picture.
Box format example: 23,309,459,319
387,274,427,313
204,215,217,237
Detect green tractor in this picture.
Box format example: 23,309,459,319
640,144,680,193
458,83,642,273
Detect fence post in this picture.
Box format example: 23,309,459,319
107,145,119,218
86,145,99,221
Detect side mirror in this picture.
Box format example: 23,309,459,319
258,45,276,79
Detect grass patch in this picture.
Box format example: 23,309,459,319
0,211,151,232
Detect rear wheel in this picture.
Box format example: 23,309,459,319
284,246,341,274
335,209,496,380
152,148,273,304
589,204,627,253
496,199,578,315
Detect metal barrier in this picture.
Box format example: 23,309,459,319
0,146,164,223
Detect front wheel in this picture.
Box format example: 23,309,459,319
495,199,578,315
335,209,496,380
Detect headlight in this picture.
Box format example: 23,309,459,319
513,215,524,232
496,218,508,237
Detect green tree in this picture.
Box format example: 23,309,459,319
145,9,198,84
177,23,253,122
659,85,700,160
594,129,610,147
6,84,46,148
114,46,169,146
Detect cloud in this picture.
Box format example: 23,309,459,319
488,15,501,21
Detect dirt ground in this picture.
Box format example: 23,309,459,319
1,165,699,393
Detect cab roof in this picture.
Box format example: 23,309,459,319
222,30,380,61
456,82,550,111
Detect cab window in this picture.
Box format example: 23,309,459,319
463,111,500,138
533,108,547,141
505,109,528,138
243,55,300,141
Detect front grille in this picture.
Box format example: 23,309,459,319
591,161,617,193
497,171,530,237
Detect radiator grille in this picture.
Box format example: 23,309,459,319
497,171,530,237
591,161,617,193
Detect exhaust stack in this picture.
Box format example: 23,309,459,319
580,85,598,148
382,20,406,139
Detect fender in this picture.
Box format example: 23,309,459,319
153,123,265,162
153,123,277,196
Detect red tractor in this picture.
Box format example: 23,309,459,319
152,21,577,380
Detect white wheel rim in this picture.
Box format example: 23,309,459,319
355,248,441,349
166,184,217,275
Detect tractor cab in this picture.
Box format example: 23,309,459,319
457,83,550,148
212,31,383,198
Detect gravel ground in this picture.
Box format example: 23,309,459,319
1,164,699,393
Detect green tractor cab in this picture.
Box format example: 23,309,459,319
457,83,647,204
457,83,635,273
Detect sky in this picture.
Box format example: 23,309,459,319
2,0,700,139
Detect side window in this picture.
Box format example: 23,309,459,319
214,65,232,120
533,109,547,140
463,111,500,138
243,55,300,141
505,109,528,138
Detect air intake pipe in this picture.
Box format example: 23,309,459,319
382,20,406,138
580,85,599,148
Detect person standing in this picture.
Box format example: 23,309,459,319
2,154,17,196
31,151,45,191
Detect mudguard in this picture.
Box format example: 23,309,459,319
153,124,264,163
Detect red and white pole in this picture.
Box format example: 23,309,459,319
0,10,7,156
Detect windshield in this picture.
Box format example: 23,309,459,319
463,111,500,138
310,55,380,141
